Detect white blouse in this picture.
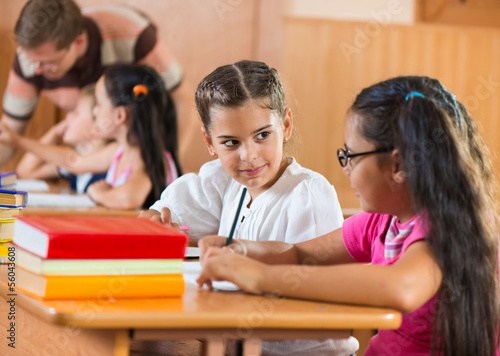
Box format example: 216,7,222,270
150,158,344,242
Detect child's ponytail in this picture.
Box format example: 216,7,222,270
104,64,181,208
351,76,499,356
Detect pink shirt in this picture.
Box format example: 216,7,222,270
343,212,438,355
105,147,179,188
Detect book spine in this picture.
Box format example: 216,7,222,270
46,235,187,259
35,274,185,299
46,235,186,259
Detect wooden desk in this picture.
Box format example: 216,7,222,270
0,265,401,356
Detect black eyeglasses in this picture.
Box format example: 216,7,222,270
337,147,393,167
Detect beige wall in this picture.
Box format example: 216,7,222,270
286,0,416,23
1,1,499,212
282,18,500,209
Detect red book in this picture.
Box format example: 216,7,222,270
13,216,187,259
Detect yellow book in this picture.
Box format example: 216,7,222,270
0,207,23,219
12,244,183,276
16,267,185,300
0,218,15,243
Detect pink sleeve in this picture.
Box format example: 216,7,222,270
2,68,39,120
342,212,391,263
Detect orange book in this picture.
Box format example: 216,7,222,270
15,266,185,300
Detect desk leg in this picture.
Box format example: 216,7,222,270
242,338,261,356
202,335,224,356
114,330,130,356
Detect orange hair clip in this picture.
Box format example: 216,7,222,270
133,84,148,97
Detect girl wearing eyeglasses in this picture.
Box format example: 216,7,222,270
198,76,500,356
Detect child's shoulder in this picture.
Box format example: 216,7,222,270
272,159,339,205
285,158,334,187
199,159,228,176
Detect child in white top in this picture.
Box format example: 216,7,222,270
141,60,357,356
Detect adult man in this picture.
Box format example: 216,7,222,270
1,0,189,165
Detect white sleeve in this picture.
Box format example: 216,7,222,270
149,160,232,240
283,177,344,244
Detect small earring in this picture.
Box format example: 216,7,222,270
283,137,288,143
211,152,218,158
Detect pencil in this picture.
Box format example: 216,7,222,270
226,187,247,246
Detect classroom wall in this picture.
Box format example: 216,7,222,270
286,0,416,23
417,0,500,28
282,16,500,209
1,0,499,212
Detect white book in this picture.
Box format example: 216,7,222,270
182,261,240,291
14,179,50,192
27,193,96,208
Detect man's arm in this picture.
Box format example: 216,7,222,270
0,113,28,166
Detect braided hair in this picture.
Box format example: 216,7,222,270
194,60,286,133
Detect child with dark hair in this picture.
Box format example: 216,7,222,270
0,64,181,209
141,60,356,355
0,0,185,166
198,75,500,356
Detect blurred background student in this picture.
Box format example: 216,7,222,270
16,84,107,193
0,0,191,169
0,64,181,210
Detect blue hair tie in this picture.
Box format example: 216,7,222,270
405,91,425,101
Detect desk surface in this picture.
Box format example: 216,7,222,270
0,265,401,331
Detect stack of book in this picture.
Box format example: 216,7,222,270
10,215,187,300
0,172,26,261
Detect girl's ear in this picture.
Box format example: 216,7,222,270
391,149,406,184
282,108,293,141
201,126,217,158
115,106,128,125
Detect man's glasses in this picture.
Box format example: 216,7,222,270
33,49,68,73
337,147,393,167
19,46,70,74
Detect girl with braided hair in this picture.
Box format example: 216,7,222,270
141,60,357,355
198,75,500,356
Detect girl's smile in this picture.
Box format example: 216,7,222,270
240,165,266,176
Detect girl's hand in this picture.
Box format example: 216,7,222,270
87,180,112,203
138,208,184,232
0,122,19,146
199,235,249,265
198,235,227,264
159,207,181,230
51,120,69,137
196,247,267,294
138,209,162,222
